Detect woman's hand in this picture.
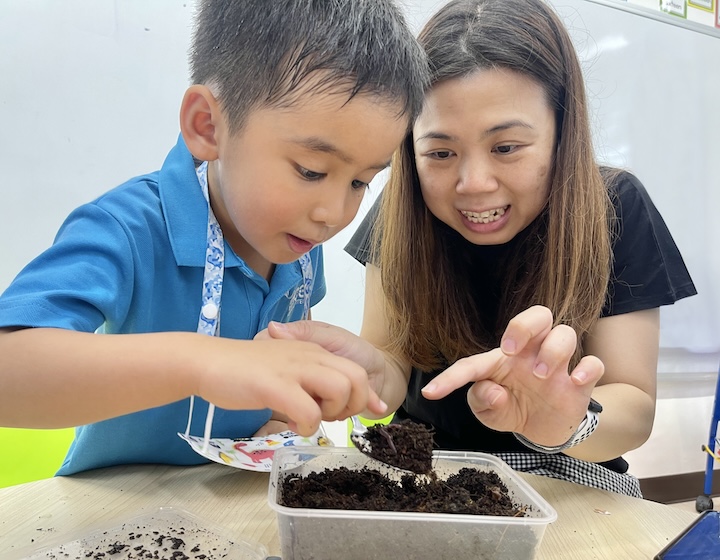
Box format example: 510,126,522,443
421,306,604,447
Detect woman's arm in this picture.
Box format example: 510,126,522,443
565,308,658,462
358,264,413,416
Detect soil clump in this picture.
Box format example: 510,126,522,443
360,420,435,474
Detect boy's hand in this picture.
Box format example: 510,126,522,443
421,306,604,447
257,320,388,398
253,419,290,437
196,336,386,437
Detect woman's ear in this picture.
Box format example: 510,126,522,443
179,84,223,161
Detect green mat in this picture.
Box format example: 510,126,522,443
0,428,74,488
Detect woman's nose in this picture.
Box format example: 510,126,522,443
456,158,499,193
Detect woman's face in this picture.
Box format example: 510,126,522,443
413,68,557,246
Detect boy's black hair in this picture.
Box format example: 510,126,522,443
190,0,429,134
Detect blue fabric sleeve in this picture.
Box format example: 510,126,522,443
0,203,135,332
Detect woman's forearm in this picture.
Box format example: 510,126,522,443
564,382,655,462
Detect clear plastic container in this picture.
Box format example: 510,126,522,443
268,446,557,560
13,506,268,560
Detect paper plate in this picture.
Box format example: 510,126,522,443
178,429,334,472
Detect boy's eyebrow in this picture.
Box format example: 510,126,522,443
415,120,534,142
292,136,391,170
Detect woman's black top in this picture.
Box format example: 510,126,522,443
345,170,697,473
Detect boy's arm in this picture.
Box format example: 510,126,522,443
0,327,199,428
0,326,381,436
261,264,412,417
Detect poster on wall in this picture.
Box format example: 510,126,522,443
660,0,687,18
717,0,720,25
660,0,688,16
688,0,714,10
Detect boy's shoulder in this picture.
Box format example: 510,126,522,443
86,138,203,230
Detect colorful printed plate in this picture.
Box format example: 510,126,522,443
178,428,334,472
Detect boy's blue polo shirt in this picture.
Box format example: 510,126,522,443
0,135,326,475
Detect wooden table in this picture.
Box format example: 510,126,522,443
0,462,697,559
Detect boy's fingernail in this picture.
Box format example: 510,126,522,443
271,321,287,330
377,400,388,413
501,337,516,354
533,362,548,378
422,382,437,394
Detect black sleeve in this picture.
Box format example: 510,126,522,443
603,171,697,316
344,194,382,266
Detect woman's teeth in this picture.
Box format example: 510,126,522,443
461,207,506,224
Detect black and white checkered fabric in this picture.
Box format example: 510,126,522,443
494,452,643,498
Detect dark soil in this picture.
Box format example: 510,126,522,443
280,464,525,517
356,420,435,474
281,419,526,517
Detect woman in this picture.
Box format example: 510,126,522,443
267,0,696,496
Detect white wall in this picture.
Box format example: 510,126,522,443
1,0,718,478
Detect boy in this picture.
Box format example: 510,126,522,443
0,0,428,475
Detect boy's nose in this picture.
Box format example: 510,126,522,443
310,191,348,229
456,158,499,193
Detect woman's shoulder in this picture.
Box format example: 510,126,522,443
599,167,697,316
602,167,648,204
601,167,662,227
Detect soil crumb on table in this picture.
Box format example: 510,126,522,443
280,466,526,516
359,420,435,475
23,511,242,560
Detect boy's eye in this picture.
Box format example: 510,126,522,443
298,166,325,181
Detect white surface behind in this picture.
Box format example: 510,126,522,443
3,0,714,374
0,1,717,363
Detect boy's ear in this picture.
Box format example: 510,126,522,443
179,85,224,161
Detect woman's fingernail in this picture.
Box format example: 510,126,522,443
533,362,548,378
272,321,287,330
488,388,503,406
501,337,516,354
422,382,437,394
572,370,587,383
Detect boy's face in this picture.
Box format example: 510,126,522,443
207,90,408,277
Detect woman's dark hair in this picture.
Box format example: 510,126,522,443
377,0,613,369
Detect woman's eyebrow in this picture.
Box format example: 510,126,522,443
415,131,456,142
416,120,534,143
483,119,534,136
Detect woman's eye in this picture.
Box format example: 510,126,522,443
351,180,369,191
494,144,517,154
298,166,325,181
428,150,453,160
